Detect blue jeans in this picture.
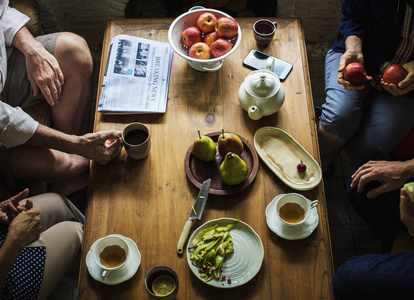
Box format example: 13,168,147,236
333,179,413,299
320,50,414,168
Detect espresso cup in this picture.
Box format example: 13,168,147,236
92,235,130,280
253,19,278,47
275,193,318,227
122,122,151,160
145,265,179,299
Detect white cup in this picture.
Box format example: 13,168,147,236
92,235,130,280
275,193,318,227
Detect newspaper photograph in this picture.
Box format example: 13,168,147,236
97,34,173,114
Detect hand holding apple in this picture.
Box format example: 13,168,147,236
344,62,367,86
382,64,408,85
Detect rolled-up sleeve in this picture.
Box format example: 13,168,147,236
1,6,29,47
0,102,38,148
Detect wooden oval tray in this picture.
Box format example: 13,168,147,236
184,131,259,196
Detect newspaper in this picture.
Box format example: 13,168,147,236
97,35,173,114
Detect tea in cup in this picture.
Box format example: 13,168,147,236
122,122,151,160
92,235,130,280
253,19,278,47
276,193,318,227
145,266,179,299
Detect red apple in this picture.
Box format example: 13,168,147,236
215,17,238,39
196,12,218,33
383,64,408,85
344,62,367,86
203,31,219,46
188,42,211,59
181,26,202,48
210,38,232,58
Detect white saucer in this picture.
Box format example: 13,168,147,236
265,194,319,240
86,234,141,285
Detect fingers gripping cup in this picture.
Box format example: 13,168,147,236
122,122,151,160
276,193,318,227
93,235,130,280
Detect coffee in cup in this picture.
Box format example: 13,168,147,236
253,19,277,47
92,235,130,280
122,122,151,160
276,193,318,227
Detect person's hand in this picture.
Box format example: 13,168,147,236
79,130,123,165
7,209,41,249
337,51,372,91
0,189,33,224
381,61,414,96
351,160,411,199
400,188,414,238
25,41,64,106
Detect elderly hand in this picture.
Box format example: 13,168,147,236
351,160,411,199
381,61,414,96
78,130,123,165
25,41,65,106
7,209,42,249
0,189,33,224
400,188,414,238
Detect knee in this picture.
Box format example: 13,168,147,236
56,32,93,78
56,154,89,176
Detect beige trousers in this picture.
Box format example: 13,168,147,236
25,193,84,300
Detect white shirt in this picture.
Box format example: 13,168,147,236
0,0,39,149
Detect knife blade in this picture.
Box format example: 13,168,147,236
177,178,211,254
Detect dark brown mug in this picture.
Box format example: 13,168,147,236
253,19,278,47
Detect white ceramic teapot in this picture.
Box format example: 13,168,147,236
238,58,285,120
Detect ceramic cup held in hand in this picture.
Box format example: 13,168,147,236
253,19,278,47
145,265,179,299
92,235,130,280
122,122,151,160
275,193,318,227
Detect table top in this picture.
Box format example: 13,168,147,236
78,17,335,300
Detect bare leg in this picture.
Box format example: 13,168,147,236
10,145,89,195
318,124,347,172
50,33,93,135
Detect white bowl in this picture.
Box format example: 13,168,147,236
168,6,242,72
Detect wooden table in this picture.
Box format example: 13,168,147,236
78,18,335,300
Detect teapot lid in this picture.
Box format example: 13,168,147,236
245,70,280,98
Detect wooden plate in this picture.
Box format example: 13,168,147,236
184,132,259,196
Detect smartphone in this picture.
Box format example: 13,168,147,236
243,49,293,81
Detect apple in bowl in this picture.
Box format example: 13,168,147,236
188,42,211,59
196,12,218,33
344,62,367,86
203,31,219,46
215,17,238,39
210,38,232,58
181,26,202,48
383,64,408,85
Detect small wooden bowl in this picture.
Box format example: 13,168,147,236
184,132,259,196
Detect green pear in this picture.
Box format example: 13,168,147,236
404,182,414,202
219,152,248,185
191,130,216,162
217,129,244,157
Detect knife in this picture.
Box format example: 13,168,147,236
177,178,211,254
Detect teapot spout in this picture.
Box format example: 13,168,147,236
248,106,263,120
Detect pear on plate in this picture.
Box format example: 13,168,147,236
217,129,244,157
219,152,248,185
191,130,216,162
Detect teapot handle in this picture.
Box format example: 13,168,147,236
265,57,275,72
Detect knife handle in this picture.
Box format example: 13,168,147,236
177,219,193,254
